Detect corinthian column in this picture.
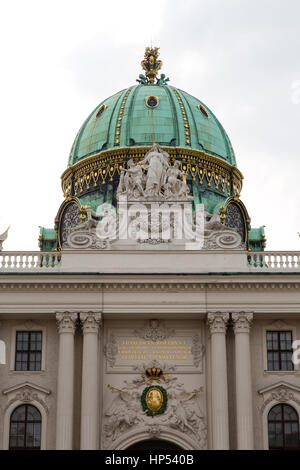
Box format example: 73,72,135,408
232,312,254,450
55,312,77,450
80,312,102,450
207,312,230,450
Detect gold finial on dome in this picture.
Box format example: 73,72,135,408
141,47,163,83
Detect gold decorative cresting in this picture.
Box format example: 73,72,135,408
141,47,162,83
61,146,243,198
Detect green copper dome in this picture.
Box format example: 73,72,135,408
38,48,260,253
68,84,236,167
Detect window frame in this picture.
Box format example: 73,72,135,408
262,323,298,374
9,404,42,450
266,330,294,372
10,323,47,372
268,403,300,450
15,331,43,371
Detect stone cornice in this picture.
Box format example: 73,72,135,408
0,278,299,292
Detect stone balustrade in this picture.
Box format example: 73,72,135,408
0,250,299,273
248,252,300,271
0,252,61,270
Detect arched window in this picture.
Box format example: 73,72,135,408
9,404,41,450
268,404,300,450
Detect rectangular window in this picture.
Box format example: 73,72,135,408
267,331,294,371
15,331,42,371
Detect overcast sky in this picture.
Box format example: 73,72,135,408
0,0,299,251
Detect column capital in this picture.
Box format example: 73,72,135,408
80,312,102,334
207,312,229,334
56,312,78,334
232,312,253,334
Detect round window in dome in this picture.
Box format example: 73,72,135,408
145,95,159,108
197,104,209,118
96,104,107,118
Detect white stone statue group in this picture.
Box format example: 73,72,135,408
117,143,191,200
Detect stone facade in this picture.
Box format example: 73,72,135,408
0,251,299,450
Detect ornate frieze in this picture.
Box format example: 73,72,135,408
0,279,299,293
207,312,229,334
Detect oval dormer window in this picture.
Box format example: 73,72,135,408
145,96,159,108
96,104,107,118
197,104,209,118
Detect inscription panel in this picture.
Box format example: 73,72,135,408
118,338,192,362
105,322,204,373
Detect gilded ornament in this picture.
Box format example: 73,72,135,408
141,367,171,385
171,88,191,145
114,87,134,146
141,385,167,417
61,146,243,200
140,47,162,84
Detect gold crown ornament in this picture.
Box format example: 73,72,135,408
141,367,171,385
